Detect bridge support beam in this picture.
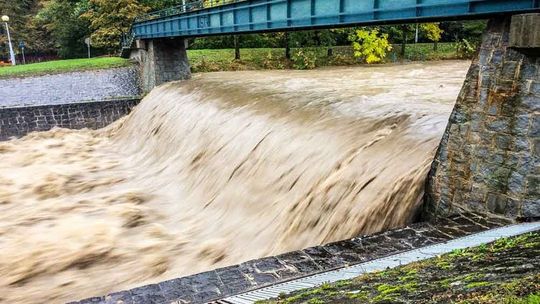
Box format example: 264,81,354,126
130,38,191,93
426,14,540,220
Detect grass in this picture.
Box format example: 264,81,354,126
187,42,462,73
258,232,540,304
0,42,462,78
0,57,132,79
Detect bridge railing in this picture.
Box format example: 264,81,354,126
135,0,247,23
126,0,540,45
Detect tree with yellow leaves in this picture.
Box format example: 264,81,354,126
420,23,444,51
349,28,392,64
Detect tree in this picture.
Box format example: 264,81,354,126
0,0,55,59
233,35,240,60
317,29,337,57
349,28,392,64
36,0,91,58
421,23,443,51
81,0,149,53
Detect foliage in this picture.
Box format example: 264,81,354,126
457,39,476,59
262,51,285,70
291,49,317,70
81,0,149,52
441,20,487,44
36,0,92,58
0,0,488,60
188,42,458,73
349,28,392,64
0,57,130,78
421,23,444,43
0,0,55,58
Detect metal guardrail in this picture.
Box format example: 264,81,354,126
120,0,540,52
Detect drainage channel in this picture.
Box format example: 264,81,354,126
217,221,540,304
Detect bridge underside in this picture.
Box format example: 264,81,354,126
130,0,539,40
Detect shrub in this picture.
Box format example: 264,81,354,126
457,39,477,59
291,49,317,69
349,29,392,64
262,52,286,69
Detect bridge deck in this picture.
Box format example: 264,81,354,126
131,0,540,40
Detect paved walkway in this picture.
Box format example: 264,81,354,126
0,67,141,108
70,213,518,304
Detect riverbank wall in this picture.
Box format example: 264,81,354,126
0,98,140,141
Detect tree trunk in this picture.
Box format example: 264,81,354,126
433,41,438,52
234,35,240,60
401,25,407,57
327,48,333,57
285,32,291,59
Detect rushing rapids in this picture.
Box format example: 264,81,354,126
0,61,469,303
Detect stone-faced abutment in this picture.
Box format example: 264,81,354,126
426,14,540,220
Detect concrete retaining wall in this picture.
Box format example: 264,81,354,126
0,98,139,141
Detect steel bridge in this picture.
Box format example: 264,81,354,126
129,0,540,41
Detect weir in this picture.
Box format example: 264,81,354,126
124,6,540,220
63,12,539,304
0,2,538,304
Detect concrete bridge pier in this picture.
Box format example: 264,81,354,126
426,14,540,220
130,38,191,93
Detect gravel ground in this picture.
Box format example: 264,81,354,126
0,66,141,108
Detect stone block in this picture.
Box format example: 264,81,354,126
486,193,507,214
510,13,540,50
522,200,540,218
508,171,525,196
527,175,540,196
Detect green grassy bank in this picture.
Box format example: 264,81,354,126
188,42,461,73
258,232,540,304
0,57,131,79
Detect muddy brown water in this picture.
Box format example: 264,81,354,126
0,61,469,303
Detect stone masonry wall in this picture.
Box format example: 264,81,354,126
426,17,540,220
0,99,139,141
0,67,141,108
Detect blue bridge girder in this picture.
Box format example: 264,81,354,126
131,0,540,40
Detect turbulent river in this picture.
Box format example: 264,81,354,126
0,61,469,303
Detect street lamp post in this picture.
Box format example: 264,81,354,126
1,15,16,66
